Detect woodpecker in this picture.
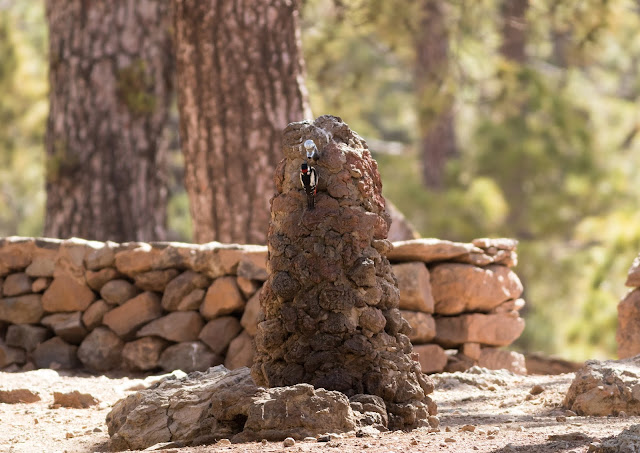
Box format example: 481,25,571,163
300,162,318,209
304,139,320,161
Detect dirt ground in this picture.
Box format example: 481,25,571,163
0,367,635,453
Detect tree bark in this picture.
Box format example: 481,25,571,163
172,0,312,245
44,0,172,242
415,0,457,190
500,0,529,63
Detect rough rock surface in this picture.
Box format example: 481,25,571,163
564,356,640,416
106,366,358,450
158,341,221,373
77,327,124,371
617,288,640,359
430,263,523,315
252,116,436,430
592,424,640,453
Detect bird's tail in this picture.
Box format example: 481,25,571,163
307,192,315,209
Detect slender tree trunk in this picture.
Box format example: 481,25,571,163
44,0,172,242
172,0,312,245
500,0,529,63
415,0,457,190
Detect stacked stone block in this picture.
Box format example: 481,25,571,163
0,235,526,375
0,236,267,373
617,253,640,359
389,237,527,374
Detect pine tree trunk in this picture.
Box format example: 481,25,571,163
500,0,529,63
415,0,457,190
172,0,312,245
44,0,172,242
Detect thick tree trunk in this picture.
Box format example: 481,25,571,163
44,0,172,242
173,0,312,245
415,0,457,190
500,0,529,63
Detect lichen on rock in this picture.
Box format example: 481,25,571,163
251,115,436,429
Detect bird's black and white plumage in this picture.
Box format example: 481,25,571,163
300,162,318,209
304,139,320,161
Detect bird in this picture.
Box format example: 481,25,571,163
300,162,318,209
303,139,320,161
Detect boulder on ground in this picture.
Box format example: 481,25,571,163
478,348,527,375
106,366,357,451
564,356,640,416
0,388,40,404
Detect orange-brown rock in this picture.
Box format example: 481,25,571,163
240,289,262,336
161,271,210,311
102,292,163,338
401,310,436,344
0,294,43,324
137,311,204,343
41,312,87,344
430,263,523,315
617,288,640,359
200,276,244,320
3,272,33,297
412,344,448,374
134,269,180,292
224,330,254,370
42,275,95,312
393,262,434,313
86,268,121,292
82,299,112,330
199,316,243,355
435,312,525,348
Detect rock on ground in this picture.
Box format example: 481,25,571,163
564,356,640,416
106,365,360,451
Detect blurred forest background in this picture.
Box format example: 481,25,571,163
1,0,640,362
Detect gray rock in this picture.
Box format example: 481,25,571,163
32,337,79,369
100,279,140,305
78,327,124,371
41,312,87,345
106,366,358,450
0,339,26,368
224,331,254,370
122,337,168,371
159,341,222,373
6,324,49,352
592,424,640,453
564,356,640,416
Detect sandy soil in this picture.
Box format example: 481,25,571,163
0,367,635,453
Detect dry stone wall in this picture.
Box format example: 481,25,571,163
617,254,640,359
0,235,525,375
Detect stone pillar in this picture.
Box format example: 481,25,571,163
252,115,436,429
